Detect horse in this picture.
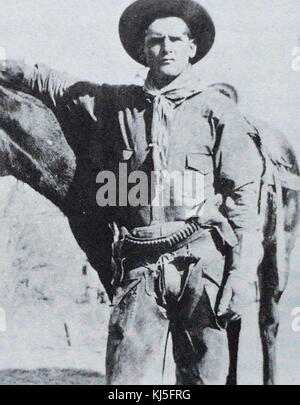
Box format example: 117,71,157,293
210,82,300,384
0,83,299,385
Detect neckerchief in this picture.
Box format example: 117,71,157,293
143,65,203,171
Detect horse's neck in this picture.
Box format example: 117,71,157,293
0,86,76,211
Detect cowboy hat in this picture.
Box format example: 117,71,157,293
119,0,215,66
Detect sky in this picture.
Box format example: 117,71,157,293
0,0,300,147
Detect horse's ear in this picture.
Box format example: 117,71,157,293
0,60,26,88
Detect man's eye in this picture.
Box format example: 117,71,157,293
170,37,181,42
147,38,163,46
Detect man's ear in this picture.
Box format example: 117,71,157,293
138,41,148,66
189,39,197,60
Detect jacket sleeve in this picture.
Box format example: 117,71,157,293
0,60,78,107
213,101,265,282
0,60,102,124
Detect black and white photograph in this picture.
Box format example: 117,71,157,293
0,0,300,387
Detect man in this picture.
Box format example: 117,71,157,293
0,0,265,385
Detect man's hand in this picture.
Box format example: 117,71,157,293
64,82,100,122
217,273,258,325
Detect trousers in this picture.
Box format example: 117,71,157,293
106,228,229,385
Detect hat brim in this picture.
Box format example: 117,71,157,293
119,0,215,66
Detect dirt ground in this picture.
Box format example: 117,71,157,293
1,242,300,386
0,369,105,385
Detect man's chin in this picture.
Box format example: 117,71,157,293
156,67,182,81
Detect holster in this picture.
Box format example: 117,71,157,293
111,220,226,319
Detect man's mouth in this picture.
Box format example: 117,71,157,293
160,58,175,65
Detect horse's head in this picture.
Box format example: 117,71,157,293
0,85,76,211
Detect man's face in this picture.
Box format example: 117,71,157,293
144,17,197,79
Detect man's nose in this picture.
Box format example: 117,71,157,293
161,37,174,54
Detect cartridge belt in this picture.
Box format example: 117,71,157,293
120,219,207,262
